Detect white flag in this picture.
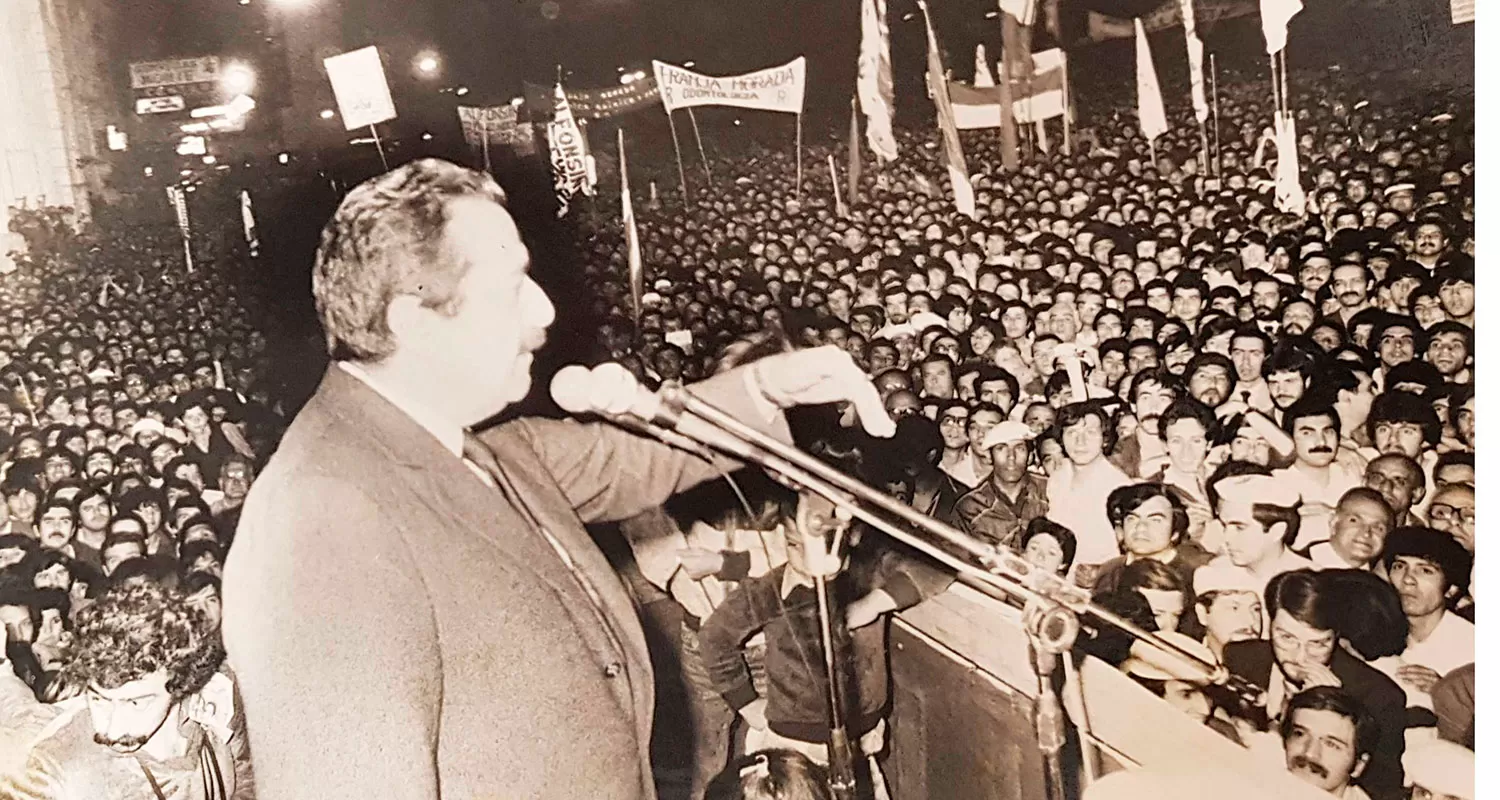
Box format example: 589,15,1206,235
999,0,1037,26
974,44,996,88
619,129,643,322
858,0,898,162
1273,111,1305,213
1135,19,1169,143
1260,0,1303,55
1181,0,1209,124
240,189,259,257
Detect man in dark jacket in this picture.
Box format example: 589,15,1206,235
1222,569,1407,800
224,159,896,800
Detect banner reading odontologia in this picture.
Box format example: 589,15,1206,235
651,58,806,115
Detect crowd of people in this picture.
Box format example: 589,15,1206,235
0,53,1476,800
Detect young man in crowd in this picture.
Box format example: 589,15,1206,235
1370,527,1474,711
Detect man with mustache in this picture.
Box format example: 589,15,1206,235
1184,353,1236,411
1275,400,1364,550
1192,564,1265,662
1280,686,1377,800
1110,368,1180,478
1330,264,1375,328
4,581,252,799
1223,570,1406,800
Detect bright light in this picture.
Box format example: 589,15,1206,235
202,155,217,165
683,61,695,68
422,132,433,141
143,166,154,177
634,70,647,80
278,152,290,164
415,53,440,75
319,108,336,120
455,86,469,96
620,73,636,85
984,10,997,17
510,97,523,107
221,62,256,94
180,169,192,176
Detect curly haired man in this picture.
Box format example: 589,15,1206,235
2,580,253,799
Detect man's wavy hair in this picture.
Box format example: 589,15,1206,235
63,580,222,699
313,158,510,362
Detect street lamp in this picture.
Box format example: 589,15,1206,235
222,62,256,94
319,108,336,119
620,73,636,85
415,52,440,76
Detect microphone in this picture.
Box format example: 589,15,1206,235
550,363,681,426
551,363,724,459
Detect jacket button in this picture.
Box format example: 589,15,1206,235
604,662,623,678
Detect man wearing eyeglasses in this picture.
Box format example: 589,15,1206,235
1222,569,1407,800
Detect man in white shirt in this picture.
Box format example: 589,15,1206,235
1303,489,1393,571
1275,401,1363,549
1371,528,1474,710
1207,472,1313,593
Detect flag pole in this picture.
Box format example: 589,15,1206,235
481,116,492,174
665,109,689,201
369,124,390,171
1210,53,1221,176
795,112,804,199
1062,51,1073,156
687,108,713,188
829,154,846,217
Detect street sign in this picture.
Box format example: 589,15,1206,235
130,57,220,90
136,96,186,115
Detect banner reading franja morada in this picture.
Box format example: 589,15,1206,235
651,57,807,115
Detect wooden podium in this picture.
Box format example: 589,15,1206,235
884,583,1334,800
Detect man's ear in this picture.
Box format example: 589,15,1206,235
384,294,423,344
1349,753,1370,780
1410,482,1426,506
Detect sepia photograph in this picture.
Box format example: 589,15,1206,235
0,0,1481,797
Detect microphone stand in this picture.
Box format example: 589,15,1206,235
802,516,860,800
643,384,1268,795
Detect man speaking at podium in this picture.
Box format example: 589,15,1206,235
222,159,894,800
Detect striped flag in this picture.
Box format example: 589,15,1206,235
948,49,1066,128
1135,19,1169,143
1181,0,1209,124
918,0,974,218
858,0,898,162
619,129,644,323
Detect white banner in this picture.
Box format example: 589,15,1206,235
548,85,593,216
130,57,220,89
323,46,397,131
652,58,806,115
